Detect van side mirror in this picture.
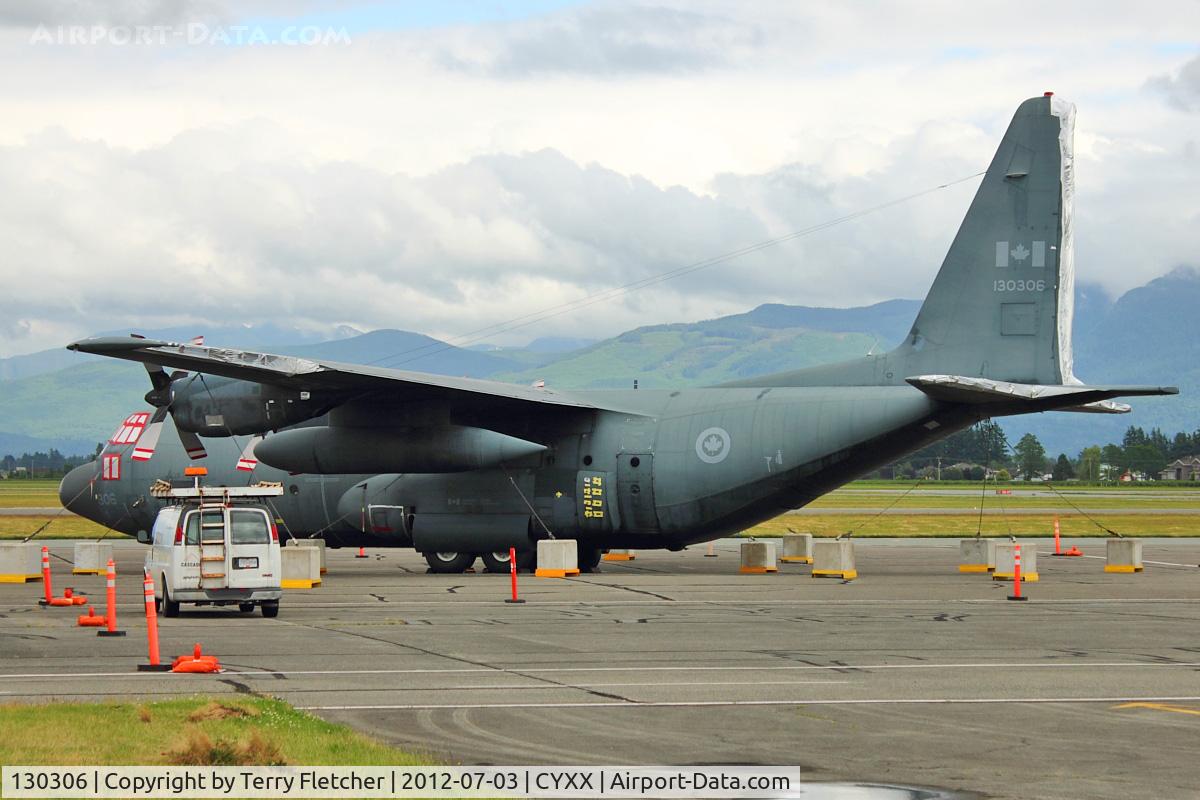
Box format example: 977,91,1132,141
136,530,152,545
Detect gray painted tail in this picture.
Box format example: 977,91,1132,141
724,94,1080,390
895,93,1077,385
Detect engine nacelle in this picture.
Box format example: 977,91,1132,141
256,425,546,474
170,377,335,435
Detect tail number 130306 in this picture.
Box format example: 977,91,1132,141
994,279,1046,292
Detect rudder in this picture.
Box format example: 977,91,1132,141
895,93,1077,385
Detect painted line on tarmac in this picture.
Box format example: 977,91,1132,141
298,695,1200,711
242,597,1199,608
1114,701,1200,717
1078,554,1198,568
1,661,1197,681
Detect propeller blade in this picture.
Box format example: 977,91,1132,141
236,435,262,472
143,361,171,393
131,407,168,461
177,426,208,461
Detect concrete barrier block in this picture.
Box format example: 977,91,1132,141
812,539,857,580
993,542,1038,582
72,541,113,575
286,538,327,574
739,541,778,574
0,542,43,583
535,539,580,578
1105,538,1144,573
780,533,814,564
281,546,322,589
959,538,997,573
603,549,636,561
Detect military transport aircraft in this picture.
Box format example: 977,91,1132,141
60,94,1176,573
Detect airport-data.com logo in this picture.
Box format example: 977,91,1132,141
29,24,352,47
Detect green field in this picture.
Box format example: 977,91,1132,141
0,480,61,508
742,513,1200,538
0,696,433,766
4,478,1199,540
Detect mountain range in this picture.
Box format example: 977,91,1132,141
1,269,1195,459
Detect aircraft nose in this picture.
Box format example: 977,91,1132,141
59,463,97,518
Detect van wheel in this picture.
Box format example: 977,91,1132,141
261,602,279,618
423,551,476,573
162,584,180,618
480,551,514,573
238,603,255,613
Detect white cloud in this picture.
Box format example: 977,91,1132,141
0,1,1197,357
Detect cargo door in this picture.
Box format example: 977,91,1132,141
616,453,659,533
226,508,272,589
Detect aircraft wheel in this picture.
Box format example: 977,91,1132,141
480,551,514,573
515,548,536,573
578,545,603,573
261,601,279,618
162,583,180,618
238,602,255,613
424,551,476,574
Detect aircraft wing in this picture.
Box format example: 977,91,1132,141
67,336,611,413
906,374,1178,414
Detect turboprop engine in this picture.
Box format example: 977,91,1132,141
254,425,546,474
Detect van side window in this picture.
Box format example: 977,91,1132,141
230,510,270,544
183,511,201,546
155,516,174,547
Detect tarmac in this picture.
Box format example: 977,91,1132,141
1,537,1198,800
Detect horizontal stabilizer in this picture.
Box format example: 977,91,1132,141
906,374,1177,413
1056,400,1133,415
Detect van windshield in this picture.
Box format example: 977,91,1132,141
230,510,270,544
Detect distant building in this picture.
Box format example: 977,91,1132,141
1159,456,1200,481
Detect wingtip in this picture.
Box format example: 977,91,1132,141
67,336,172,354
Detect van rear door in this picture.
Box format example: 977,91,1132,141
226,508,273,589
177,510,204,590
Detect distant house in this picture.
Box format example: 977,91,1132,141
1160,456,1200,481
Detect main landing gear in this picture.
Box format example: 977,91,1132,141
423,546,601,574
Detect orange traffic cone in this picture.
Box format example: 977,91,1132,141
77,606,107,627
171,643,222,674
1063,545,1083,556
355,546,367,558
48,587,87,607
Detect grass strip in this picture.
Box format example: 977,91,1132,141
0,696,434,766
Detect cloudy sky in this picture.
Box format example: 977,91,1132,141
0,0,1196,357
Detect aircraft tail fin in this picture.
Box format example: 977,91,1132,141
896,93,1078,385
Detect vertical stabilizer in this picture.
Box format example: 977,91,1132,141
896,93,1078,385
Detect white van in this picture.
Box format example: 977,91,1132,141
143,501,282,617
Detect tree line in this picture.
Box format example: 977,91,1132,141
887,422,1198,482
1,446,101,478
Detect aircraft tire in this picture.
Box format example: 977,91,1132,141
479,551,513,573
162,582,180,618
423,551,476,574
578,545,603,573
515,548,536,573
238,602,255,613
261,601,279,618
